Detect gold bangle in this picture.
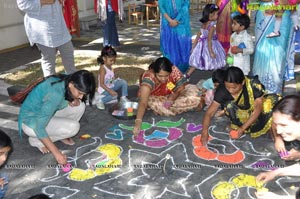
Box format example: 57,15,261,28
135,119,142,122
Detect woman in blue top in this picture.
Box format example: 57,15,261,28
18,70,96,165
159,0,192,73
252,0,294,95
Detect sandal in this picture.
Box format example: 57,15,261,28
183,74,190,82
61,138,75,146
38,146,50,154
266,31,281,38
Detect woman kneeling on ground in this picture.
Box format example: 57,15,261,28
18,70,96,165
201,66,280,145
255,95,300,199
271,95,300,161
133,57,201,136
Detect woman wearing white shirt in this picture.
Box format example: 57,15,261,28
17,0,77,77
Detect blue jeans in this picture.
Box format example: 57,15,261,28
101,79,128,103
0,173,8,199
103,10,120,47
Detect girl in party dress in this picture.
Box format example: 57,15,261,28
187,4,226,77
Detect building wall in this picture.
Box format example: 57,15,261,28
0,0,28,51
78,0,95,17
0,0,144,51
0,0,97,51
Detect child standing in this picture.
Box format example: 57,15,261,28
228,14,254,75
266,0,299,38
187,4,226,78
96,46,130,110
0,129,12,199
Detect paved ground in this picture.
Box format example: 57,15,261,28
0,12,299,199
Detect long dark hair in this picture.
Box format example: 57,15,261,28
200,4,219,23
212,69,225,84
0,129,12,150
296,187,300,199
273,95,300,122
148,57,173,73
224,66,245,84
52,70,96,105
97,46,117,65
27,194,51,199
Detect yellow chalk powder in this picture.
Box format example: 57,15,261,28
212,174,267,199
257,187,269,192
232,174,259,188
97,143,122,159
80,134,91,139
69,143,122,181
69,168,95,181
212,181,236,199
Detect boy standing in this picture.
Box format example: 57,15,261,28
228,14,254,75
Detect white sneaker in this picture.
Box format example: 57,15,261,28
105,99,118,104
96,102,105,110
120,96,130,104
92,93,104,105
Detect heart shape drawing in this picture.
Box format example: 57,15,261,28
186,123,203,133
105,129,124,140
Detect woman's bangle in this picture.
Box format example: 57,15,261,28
135,119,142,123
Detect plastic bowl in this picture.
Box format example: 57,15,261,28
109,101,139,120
120,102,139,109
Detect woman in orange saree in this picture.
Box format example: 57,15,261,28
133,57,201,135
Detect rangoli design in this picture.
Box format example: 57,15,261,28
105,118,186,148
211,173,266,199
192,126,245,164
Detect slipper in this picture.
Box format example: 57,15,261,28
38,146,50,154
266,31,281,38
61,138,75,146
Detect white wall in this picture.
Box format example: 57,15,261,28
78,0,95,17
0,0,145,51
0,0,28,51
